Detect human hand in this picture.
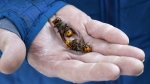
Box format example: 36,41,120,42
27,5,145,83
0,29,26,74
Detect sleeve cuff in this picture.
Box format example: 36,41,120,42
25,1,67,51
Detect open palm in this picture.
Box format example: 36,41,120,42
27,5,144,83
0,5,144,83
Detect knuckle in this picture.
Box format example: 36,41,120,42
0,66,13,74
0,60,17,74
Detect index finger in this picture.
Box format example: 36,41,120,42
85,20,129,44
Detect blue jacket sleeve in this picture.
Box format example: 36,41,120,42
0,0,67,51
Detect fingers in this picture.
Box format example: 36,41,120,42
70,52,144,76
49,5,128,45
0,29,26,74
92,42,145,61
80,33,145,61
51,60,120,83
28,52,119,83
85,20,129,44
49,5,128,44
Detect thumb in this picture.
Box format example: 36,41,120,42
0,29,26,74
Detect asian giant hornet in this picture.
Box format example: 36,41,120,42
52,17,73,37
65,38,91,53
52,17,91,53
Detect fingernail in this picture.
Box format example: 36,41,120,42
136,70,144,76
142,59,145,62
